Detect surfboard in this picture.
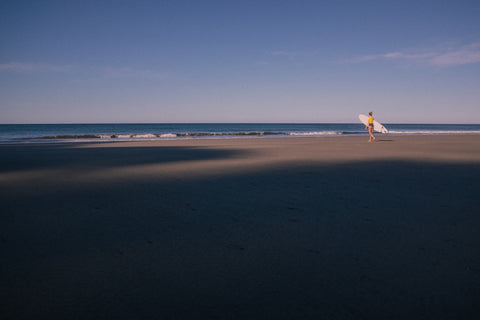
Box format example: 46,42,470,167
359,114,388,134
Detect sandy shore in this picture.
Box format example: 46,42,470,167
1,135,480,319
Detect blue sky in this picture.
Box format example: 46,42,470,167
1,0,479,123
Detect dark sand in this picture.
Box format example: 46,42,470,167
1,135,480,319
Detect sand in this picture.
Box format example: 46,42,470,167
1,135,480,319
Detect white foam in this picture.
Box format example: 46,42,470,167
288,131,341,136
132,134,157,138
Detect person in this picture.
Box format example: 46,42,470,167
366,111,376,142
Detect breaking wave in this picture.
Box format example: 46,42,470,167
23,131,358,140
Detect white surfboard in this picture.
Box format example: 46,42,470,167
359,114,388,134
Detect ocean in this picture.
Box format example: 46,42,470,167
1,123,480,143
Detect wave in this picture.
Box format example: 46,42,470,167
15,129,480,141
175,131,282,137
23,131,365,140
287,131,344,136
20,132,285,140
32,134,105,139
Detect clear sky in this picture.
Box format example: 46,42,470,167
1,0,479,123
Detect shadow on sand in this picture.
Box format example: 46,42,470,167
1,143,480,319
0,143,250,172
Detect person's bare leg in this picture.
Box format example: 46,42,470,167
368,127,375,142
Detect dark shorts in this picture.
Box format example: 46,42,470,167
368,123,374,127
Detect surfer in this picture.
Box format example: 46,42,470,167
366,112,376,142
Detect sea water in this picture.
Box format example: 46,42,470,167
0,123,479,143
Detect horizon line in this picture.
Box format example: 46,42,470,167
1,121,480,125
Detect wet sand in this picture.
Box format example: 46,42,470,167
1,135,480,319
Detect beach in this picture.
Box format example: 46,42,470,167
1,135,480,319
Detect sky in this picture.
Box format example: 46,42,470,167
1,0,479,124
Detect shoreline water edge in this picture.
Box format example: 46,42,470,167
1,123,480,143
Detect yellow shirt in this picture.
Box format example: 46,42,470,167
368,116,374,124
